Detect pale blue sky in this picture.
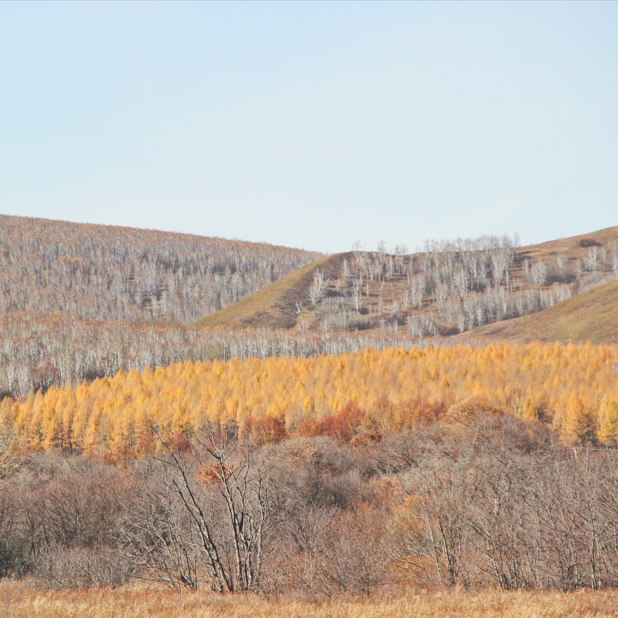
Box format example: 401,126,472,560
1,2,617,253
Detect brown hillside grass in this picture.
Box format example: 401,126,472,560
519,225,618,261
3,581,618,618
196,254,344,329
461,279,618,344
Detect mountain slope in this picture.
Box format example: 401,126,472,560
517,226,618,261
197,227,618,336
458,279,618,345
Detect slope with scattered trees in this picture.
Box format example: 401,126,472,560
200,227,618,338
457,278,618,344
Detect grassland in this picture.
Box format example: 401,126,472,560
3,581,618,618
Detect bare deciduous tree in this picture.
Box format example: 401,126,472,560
144,428,275,593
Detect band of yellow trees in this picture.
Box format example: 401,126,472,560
4,342,618,453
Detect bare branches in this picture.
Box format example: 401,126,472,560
0,420,20,480
146,427,274,592
309,269,327,305
0,214,322,324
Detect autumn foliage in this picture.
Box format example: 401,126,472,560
5,342,618,452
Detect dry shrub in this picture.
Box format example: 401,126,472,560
0,483,23,578
31,545,134,589
579,238,602,247
318,504,395,596
445,395,506,423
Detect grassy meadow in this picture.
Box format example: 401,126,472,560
3,582,618,618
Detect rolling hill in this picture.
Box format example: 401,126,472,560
1,219,617,399
195,226,618,341
0,214,322,323
195,253,347,329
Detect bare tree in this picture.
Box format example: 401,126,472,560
0,419,20,480
395,437,476,587
585,246,600,272
409,274,426,310
530,262,548,287
309,269,327,305
148,427,275,592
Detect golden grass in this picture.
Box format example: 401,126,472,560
3,581,618,618
195,255,335,329
519,225,618,262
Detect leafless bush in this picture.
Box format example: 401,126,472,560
31,545,134,589
123,428,279,593
579,238,601,248
120,470,206,590
0,483,23,578
4,419,618,596
317,505,395,596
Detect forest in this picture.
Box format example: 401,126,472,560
2,224,618,401
5,343,618,452
0,312,446,399
3,340,618,600
0,215,321,322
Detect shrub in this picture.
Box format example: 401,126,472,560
579,238,601,247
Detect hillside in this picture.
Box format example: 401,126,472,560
1,222,618,399
458,278,618,345
0,215,322,323
197,227,618,338
517,226,618,262
195,253,347,329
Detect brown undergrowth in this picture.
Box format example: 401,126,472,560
2,581,618,618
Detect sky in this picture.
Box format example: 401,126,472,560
1,1,617,254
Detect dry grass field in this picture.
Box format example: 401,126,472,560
2,582,618,618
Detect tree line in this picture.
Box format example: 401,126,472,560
0,313,443,399
6,342,618,451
